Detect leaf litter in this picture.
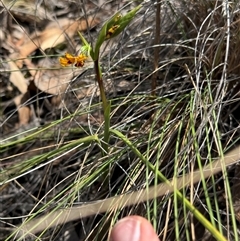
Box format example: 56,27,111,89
1,11,98,132
2,1,240,241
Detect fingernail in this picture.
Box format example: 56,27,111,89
110,217,141,241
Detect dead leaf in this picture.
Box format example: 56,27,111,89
39,28,66,51
33,67,86,95
31,54,93,95
8,61,28,94
11,17,99,68
13,94,31,126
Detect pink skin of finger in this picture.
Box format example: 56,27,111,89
110,215,160,241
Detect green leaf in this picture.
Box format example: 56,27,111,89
93,5,142,60
93,12,121,60
105,5,142,40
77,31,92,57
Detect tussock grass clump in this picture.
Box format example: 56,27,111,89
1,1,240,241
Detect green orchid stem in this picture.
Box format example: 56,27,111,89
94,58,110,155
94,59,108,110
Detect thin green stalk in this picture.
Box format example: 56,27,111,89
207,81,238,241
94,59,108,111
103,101,111,154
93,58,110,154
0,134,99,185
189,91,217,229
174,120,182,241
110,128,228,241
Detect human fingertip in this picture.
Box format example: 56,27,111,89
110,216,160,241
110,217,140,241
